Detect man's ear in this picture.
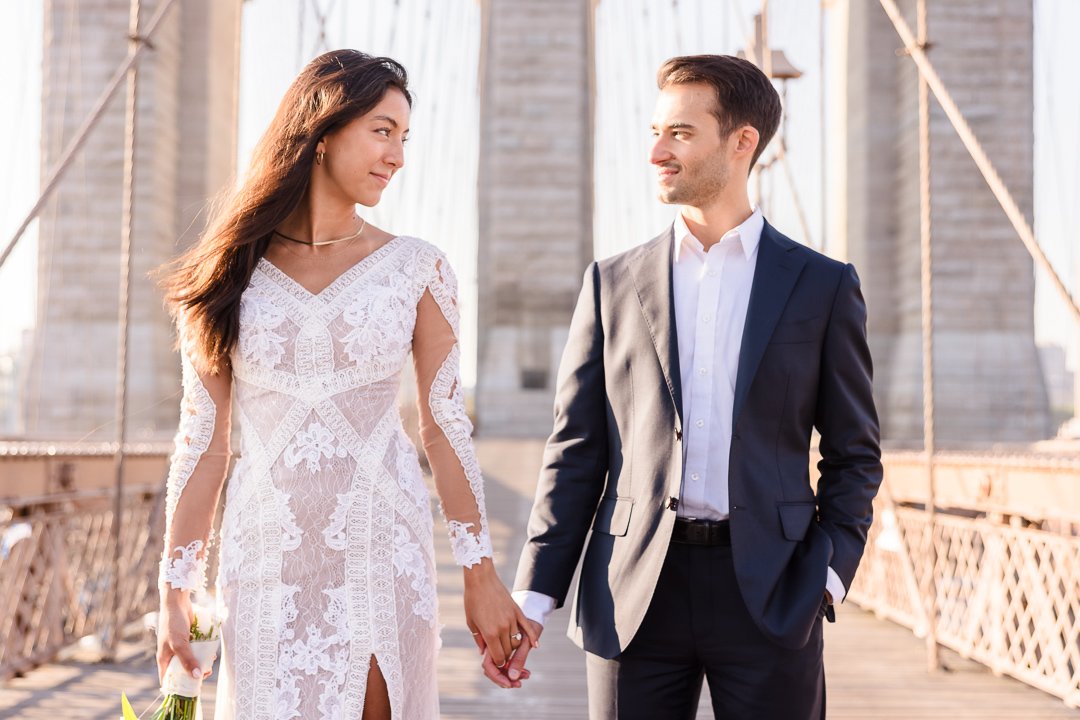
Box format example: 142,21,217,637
734,125,760,157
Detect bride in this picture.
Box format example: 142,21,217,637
154,50,536,719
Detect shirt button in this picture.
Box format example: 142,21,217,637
699,368,708,375
702,315,711,322
691,473,700,481
696,419,704,428
708,270,718,277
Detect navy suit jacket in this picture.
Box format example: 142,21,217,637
514,220,883,655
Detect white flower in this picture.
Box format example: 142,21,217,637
340,279,414,365
274,488,303,552
318,689,344,720
283,421,348,473
190,602,218,640
392,525,424,577
275,674,302,720
239,293,287,367
392,526,438,624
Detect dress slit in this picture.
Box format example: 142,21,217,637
360,654,392,720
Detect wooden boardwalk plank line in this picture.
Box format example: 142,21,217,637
1,439,1077,718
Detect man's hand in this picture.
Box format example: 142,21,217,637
463,560,540,669
504,619,543,683
480,619,543,689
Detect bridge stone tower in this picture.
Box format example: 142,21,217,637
22,0,241,440
475,0,596,437
840,0,1050,445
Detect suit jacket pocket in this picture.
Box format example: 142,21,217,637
592,496,634,537
777,501,817,541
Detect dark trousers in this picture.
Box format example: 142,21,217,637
586,542,825,720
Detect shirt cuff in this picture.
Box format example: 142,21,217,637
825,566,846,603
512,590,558,627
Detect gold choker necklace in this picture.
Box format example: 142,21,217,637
273,217,367,247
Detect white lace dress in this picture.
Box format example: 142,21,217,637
159,237,492,719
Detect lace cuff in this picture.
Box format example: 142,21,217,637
447,520,494,569
162,539,208,591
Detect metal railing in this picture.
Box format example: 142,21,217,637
0,485,164,679
849,451,1080,708
3,448,1077,706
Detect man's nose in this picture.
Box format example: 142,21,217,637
650,139,673,166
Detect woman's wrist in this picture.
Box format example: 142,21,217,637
161,587,192,608
462,556,498,586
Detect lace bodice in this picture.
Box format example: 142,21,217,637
158,237,490,718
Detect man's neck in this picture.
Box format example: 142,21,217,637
680,197,754,250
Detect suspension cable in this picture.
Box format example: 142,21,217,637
879,0,1080,326
0,0,180,273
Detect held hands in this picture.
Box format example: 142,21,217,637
462,559,540,689
482,618,543,688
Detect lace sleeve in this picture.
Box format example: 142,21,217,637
412,254,492,568
159,322,233,594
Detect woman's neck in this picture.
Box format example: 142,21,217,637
277,194,359,245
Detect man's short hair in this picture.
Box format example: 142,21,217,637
657,54,782,169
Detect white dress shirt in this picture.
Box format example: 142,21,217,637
513,209,843,628
672,208,760,521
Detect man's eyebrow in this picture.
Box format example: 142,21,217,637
650,121,697,131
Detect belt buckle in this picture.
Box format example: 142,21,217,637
686,520,704,544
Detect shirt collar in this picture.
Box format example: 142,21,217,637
672,207,764,262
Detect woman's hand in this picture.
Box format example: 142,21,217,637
462,559,540,681
156,591,208,684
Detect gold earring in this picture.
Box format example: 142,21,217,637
316,150,325,165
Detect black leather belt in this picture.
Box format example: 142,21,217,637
672,518,731,546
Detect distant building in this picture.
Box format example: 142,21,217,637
842,0,1050,444
20,0,242,441
0,352,14,435
0,330,32,437
1038,343,1074,417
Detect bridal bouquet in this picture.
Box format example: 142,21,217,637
122,604,219,720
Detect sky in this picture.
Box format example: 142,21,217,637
0,0,1077,391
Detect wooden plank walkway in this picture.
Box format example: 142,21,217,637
2,439,1077,719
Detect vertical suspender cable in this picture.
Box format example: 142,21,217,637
915,0,940,672
297,0,306,72
819,0,827,253
107,0,143,659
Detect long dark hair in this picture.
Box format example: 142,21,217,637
158,49,411,373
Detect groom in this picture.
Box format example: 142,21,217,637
500,55,882,718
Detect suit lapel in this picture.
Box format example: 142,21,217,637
732,222,807,424
629,228,684,423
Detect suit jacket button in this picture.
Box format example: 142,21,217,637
675,428,682,441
